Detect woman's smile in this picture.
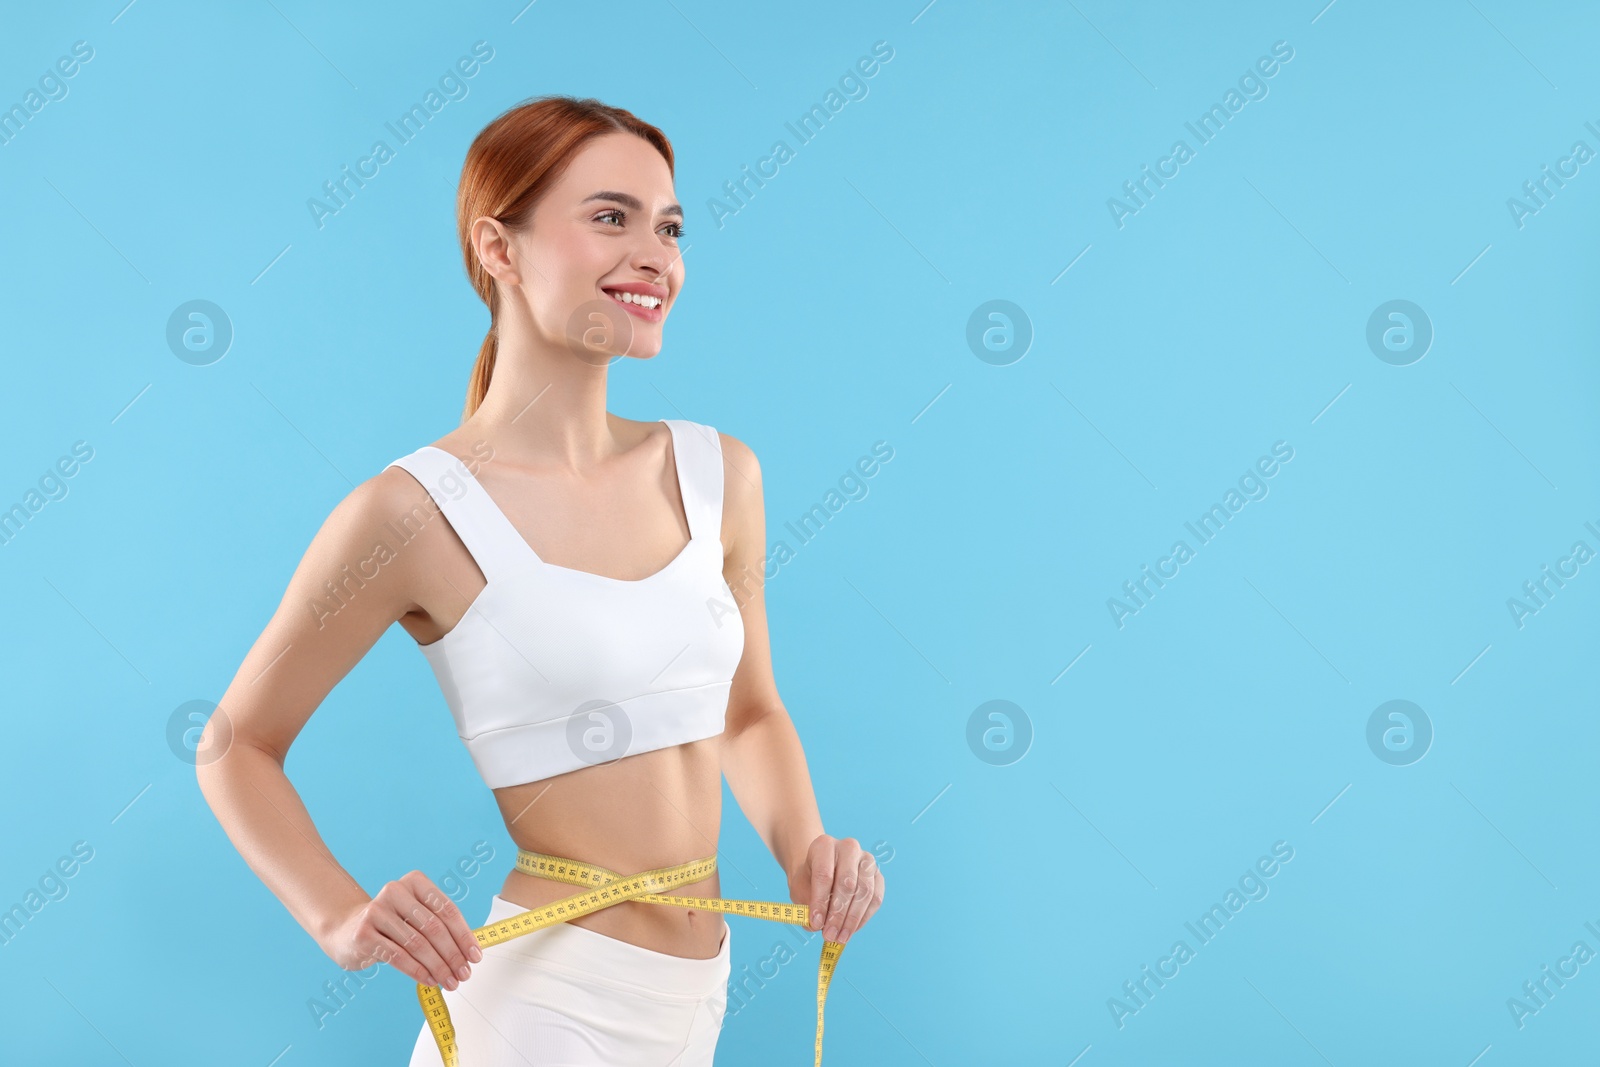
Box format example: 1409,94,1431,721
601,283,667,323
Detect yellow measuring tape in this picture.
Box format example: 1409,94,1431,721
416,848,845,1066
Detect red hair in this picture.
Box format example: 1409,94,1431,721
455,95,675,421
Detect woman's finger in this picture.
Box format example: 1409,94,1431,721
825,847,871,942
376,882,465,989
822,838,864,941
407,874,483,968
380,905,458,988
368,928,439,987
834,853,878,943
808,836,837,931
861,866,886,926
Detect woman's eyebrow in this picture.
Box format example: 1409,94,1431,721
581,190,683,218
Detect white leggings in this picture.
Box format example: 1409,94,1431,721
406,894,732,1067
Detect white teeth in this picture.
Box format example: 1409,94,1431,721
608,290,661,309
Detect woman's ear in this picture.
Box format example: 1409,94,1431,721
473,216,518,287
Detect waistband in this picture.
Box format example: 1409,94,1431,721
483,893,731,997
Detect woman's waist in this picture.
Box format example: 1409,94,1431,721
481,887,733,979
499,829,723,901
498,851,726,959
500,860,722,905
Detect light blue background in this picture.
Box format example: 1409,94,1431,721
1,1,1596,1064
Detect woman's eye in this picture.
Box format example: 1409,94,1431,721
595,210,684,239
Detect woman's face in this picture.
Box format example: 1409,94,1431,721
506,131,684,364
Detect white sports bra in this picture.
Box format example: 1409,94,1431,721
385,419,746,789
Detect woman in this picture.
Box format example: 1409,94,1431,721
196,95,885,1066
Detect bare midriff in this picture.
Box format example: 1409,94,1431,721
492,733,729,961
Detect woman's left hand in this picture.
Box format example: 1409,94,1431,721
790,834,885,945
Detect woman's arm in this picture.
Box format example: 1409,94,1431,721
716,434,884,944
195,469,482,988
717,435,823,877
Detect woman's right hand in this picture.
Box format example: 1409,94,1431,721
318,871,484,990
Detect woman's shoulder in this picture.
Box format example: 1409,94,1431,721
667,418,757,476
653,414,749,456
714,428,755,467
711,429,761,524
360,434,488,519
645,415,755,471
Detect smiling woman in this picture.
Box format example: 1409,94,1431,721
197,93,884,1067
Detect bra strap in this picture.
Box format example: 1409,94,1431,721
385,446,529,585
664,419,725,545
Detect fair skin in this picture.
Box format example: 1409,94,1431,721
195,130,884,995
